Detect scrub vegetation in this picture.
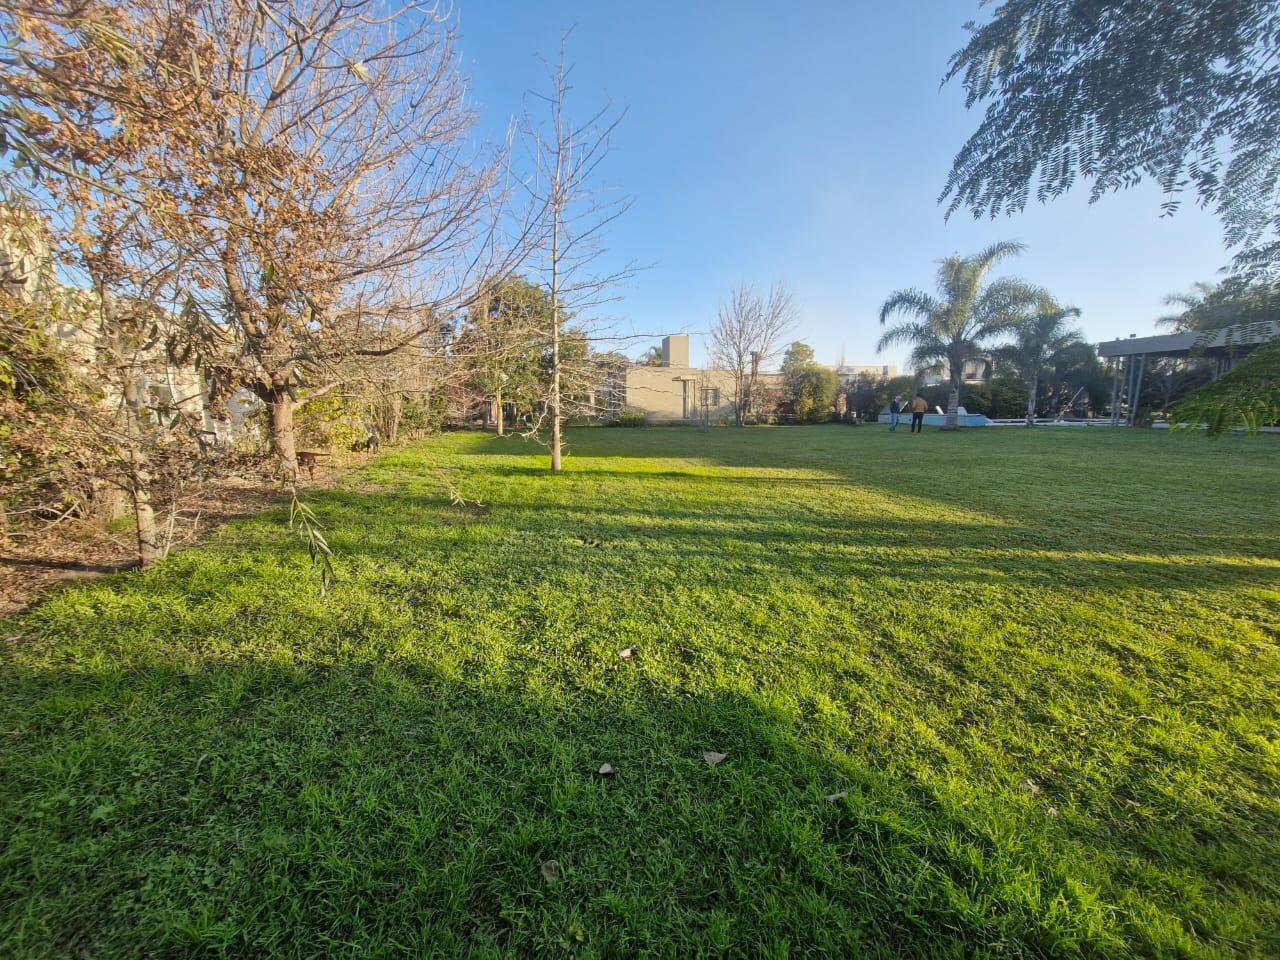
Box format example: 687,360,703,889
2,427,1278,958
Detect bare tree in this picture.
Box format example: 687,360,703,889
517,36,632,471
162,0,525,480
710,283,797,425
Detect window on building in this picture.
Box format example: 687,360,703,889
702,387,721,407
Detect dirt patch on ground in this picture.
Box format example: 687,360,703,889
0,458,355,617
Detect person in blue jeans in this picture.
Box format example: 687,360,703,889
888,394,904,431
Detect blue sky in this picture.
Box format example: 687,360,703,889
455,1,1227,370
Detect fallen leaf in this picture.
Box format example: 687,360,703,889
825,791,848,803
540,859,561,885
617,648,633,660
597,763,616,777
702,751,727,767
1019,778,1041,794
1047,806,1060,819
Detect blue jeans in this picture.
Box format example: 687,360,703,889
889,411,901,431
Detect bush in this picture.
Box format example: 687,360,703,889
399,395,444,436
613,407,646,427
295,393,365,450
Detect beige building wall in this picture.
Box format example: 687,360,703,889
622,335,784,422
624,365,741,421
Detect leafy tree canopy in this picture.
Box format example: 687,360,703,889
1158,279,1280,332
779,342,837,423
877,241,1042,426
780,341,817,378
944,0,1280,278
1172,339,1280,435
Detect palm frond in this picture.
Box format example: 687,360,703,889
877,320,939,354
878,288,940,326
935,256,970,307
973,278,1045,337
907,345,947,375
971,240,1028,273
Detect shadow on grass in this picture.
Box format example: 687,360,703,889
2,652,1273,958
4,430,1278,956
308,485,1280,595
443,428,1280,564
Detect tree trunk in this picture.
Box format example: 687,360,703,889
108,296,161,567
496,389,504,437
550,338,562,471
550,201,563,472
945,379,961,430
129,472,159,567
1026,373,1038,426
122,375,160,566
387,394,401,444
267,390,299,481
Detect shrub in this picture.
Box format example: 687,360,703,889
295,393,365,450
614,407,646,427
399,395,444,436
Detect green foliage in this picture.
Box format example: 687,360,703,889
944,0,1280,278
288,487,334,594
461,277,549,409
1172,339,1280,435
780,341,838,422
1044,341,1110,415
398,394,444,435
780,341,817,375
844,372,895,421
991,299,1085,420
3,428,1279,956
0,276,112,521
1159,279,1280,333
879,242,1042,423
637,345,664,366
613,407,646,427
294,393,365,451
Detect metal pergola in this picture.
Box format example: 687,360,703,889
1096,321,1279,426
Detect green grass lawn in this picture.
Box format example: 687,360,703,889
3,427,1279,958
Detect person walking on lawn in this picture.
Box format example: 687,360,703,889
910,394,927,433
888,394,904,431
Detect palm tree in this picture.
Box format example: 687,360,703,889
1157,279,1278,334
1157,282,1217,331
638,344,664,366
877,241,1041,429
993,299,1084,425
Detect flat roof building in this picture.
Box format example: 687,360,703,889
618,335,781,423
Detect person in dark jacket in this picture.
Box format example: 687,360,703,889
888,395,904,432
